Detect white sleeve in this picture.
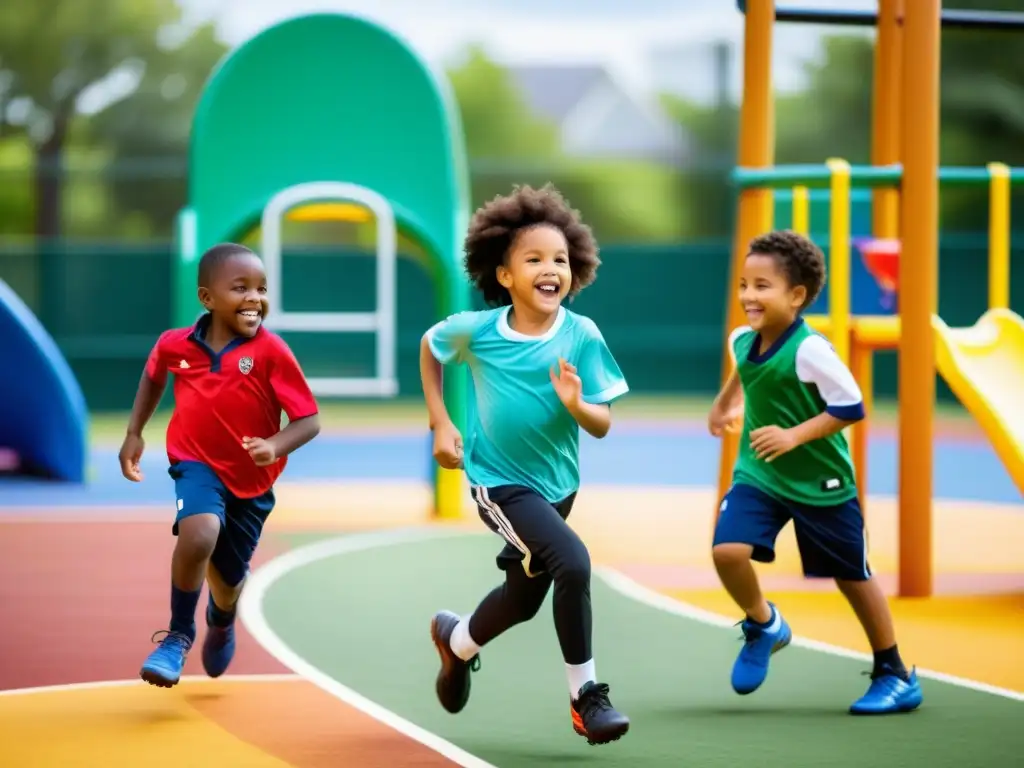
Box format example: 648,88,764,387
795,335,865,421
727,325,752,366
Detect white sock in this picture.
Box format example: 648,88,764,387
449,617,481,661
566,659,597,700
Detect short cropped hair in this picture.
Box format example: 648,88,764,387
462,184,600,306
748,230,827,309
198,243,257,287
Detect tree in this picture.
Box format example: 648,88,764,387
0,0,186,239
89,22,227,238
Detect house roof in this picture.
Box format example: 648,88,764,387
509,64,608,122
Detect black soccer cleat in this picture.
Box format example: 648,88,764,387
570,681,630,745
430,610,480,714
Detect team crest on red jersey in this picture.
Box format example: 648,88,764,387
238,356,254,375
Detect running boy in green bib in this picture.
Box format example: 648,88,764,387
708,230,923,715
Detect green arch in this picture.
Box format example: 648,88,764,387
174,12,472,515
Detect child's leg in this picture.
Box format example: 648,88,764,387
200,488,274,679
431,563,551,715
712,484,793,695
834,578,901,670
141,462,226,688
474,486,596,694
711,542,772,623
475,485,628,744
464,560,553,650
792,497,922,714
170,513,223,637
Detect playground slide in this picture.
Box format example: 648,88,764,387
933,308,1024,495
0,279,88,482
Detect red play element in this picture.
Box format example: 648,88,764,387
857,238,901,293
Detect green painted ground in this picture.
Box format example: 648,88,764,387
260,532,1022,768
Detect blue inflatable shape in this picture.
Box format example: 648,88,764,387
0,279,88,482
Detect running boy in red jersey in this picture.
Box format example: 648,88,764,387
119,243,320,688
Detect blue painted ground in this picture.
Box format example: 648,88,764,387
0,427,1017,508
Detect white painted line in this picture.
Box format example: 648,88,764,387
0,673,301,697
596,566,1024,702
239,527,496,768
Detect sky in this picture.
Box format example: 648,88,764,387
174,0,875,104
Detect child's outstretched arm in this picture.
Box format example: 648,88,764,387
421,333,463,468
708,368,744,436
120,366,167,482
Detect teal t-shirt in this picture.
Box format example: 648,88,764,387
730,319,865,506
427,305,629,502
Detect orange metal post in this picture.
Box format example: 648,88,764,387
716,0,775,511
857,0,904,511
897,0,941,598
872,0,903,239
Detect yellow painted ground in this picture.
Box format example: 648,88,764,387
0,676,455,767
672,588,1024,692
0,680,291,767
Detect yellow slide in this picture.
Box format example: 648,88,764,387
932,308,1024,495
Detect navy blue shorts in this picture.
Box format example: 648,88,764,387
169,461,274,587
713,482,870,581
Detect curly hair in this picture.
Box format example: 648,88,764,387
748,230,827,309
462,184,600,306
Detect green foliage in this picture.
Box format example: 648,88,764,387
88,21,228,239
660,94,736,237
446,45,561,160
0,0,225,238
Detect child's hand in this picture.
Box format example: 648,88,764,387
708,402,744,437
243,436,277,466
118,433,145,481
432,422,464,470
749,425,798,462
549,357,583,410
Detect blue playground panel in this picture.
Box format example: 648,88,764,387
0,279,88,482
0,429,1016,509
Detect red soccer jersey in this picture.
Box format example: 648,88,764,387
144,316,318,498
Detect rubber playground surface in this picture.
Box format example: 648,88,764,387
1,402,1022,766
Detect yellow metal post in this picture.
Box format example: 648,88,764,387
792,186,810,235
988,162,1011,311
435,466,463,519
850,341,873,509
716,0,776,512
897,0,941,598
826,158,851,366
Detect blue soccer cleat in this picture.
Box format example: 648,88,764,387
850,667,923,715
201,601,237,678
140,630,192,688
731,603,792,695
